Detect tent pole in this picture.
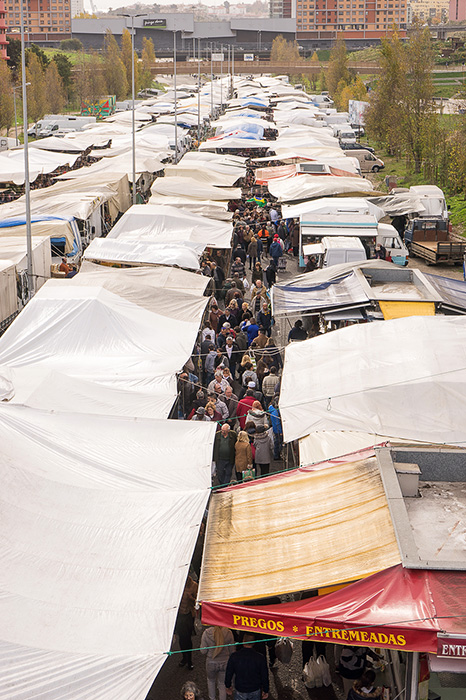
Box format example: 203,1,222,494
405,651,419,700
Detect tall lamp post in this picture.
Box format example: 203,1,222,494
20,0,33,297
197,38,201,145
173,28,178,163
12,82,30,147
210,44,214,118
118,12,145,206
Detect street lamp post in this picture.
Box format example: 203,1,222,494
197,38,201,144
20,0,33,297
173,29,178,163
12,83,30,147
220,44,223,112
210,45,214,118
118,13,146,206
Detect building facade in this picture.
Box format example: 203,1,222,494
4,0,71,42
295,0,407,41
0,0,8,58
449,0,466,20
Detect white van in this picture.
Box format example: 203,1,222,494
303,236,367,268
349,149,385,173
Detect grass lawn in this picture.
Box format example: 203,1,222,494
44,47,98,65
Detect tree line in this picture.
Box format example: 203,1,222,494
0,31,156,133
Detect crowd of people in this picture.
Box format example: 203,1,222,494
174,168,386,700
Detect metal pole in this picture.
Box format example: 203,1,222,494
220,44,223,112
232,44,234,97
131,15,136,206
174,30,178,163
405,651,420,700
13,88,18,146
20,0,33,297
210,46,213,118
197,38,201,144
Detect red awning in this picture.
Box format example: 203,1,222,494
202,565,466,654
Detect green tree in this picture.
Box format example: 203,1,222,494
270,35,301,63
365,30,405,156
53,53,73,100
45,60,66,113
402,26,435,173
141,36,155,90
6,38,21,71
121,28,141,96
74,51,106,105
26,52,48,124
26,43,49,69
338,75,368,111
0,60,15,135
103,29,128,100
326,36,350,98
60,38,83,51
365,26,435,172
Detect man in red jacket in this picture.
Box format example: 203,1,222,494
236,389,256,429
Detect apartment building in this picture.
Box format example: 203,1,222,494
410,0,448,21
0,0,8,58
5,0,71,42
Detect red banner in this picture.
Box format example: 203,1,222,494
201,601,439,653
437,635,466,658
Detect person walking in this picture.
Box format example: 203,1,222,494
268,235,283,268
213,423,237,485
175,574,198,671
253,425,274,477
247,236,258,270
225,632,269,700
201,626,235,700
234,430,253,480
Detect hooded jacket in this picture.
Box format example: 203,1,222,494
253,429,274,464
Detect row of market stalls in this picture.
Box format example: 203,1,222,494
187,78,466,700
0,259,220,699
0,73,264,700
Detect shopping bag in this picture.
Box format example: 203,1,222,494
242,467,255,481
303,656,322,689
316,654,332,687
275,637,293,664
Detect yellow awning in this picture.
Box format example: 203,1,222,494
198,453,401,603
379,301,435,320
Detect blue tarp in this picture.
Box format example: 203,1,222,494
221,123,264,138
0,215,75,228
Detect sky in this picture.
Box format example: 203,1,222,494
89,0,259,13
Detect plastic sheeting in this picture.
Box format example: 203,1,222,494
150,176,241,201
198,450,400,603
199,138,271,151
163,163,244,187
107,204,232,249
425,273,466,312
0,273,208,417
0,174,131,222
268,175,375,202
279,315,466,444
282,197,386,221
0,404,215,699
83,238,204,270
202,564,466,653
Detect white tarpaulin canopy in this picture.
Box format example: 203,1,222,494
150,176,241,201
107,204,232,249
0,404,215,700
163,163,244,187
268,175,375,202
282,197,386,221
279,315,466,444
84,238,204,270
0,272,207,417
